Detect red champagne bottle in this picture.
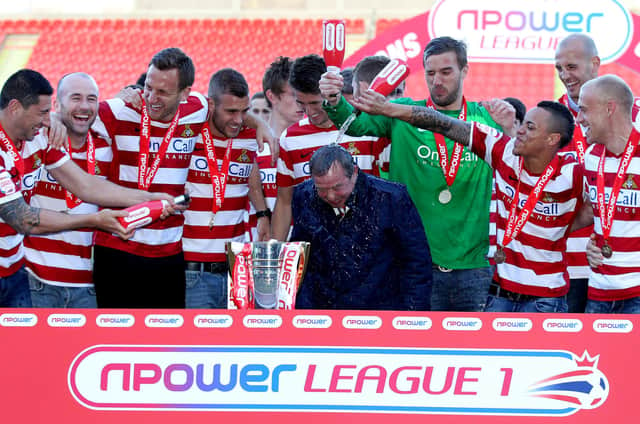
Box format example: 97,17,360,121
369,59,410,96
117,194,190,231
322,19,345,73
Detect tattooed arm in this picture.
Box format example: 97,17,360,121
351,89,473,146
0,196,132,238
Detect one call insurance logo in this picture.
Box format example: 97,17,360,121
69,345,608,415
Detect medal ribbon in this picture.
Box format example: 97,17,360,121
276,242,307,310
65,132,95,209
427,97,467,187
232,243,255,309
559,94,587,164
138,97,181,190
0,122,24,180
596,129,640,246
201,123,234,216
501,155,560,248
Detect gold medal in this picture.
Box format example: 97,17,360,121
494,248,506,264
601,243,613,259
438,188,452,204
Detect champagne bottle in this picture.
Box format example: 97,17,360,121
117,194,190,231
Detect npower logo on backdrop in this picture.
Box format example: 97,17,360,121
69,345,608,415
429,0,632,63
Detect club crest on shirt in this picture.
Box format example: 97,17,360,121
236,149,252,163
346,142,361,156
623,175,638,190
31,154,42,169
181,124,195,138
542,193,555,203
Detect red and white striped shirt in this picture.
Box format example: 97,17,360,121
277,117,380,187
0,133,69,277
183,128,258,263
92,94,207,257
584,136,640,301
471,123,583,297
24,132,112,287
559,94,640,279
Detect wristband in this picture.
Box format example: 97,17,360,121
255,209,272,219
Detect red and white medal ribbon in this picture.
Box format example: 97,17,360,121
64,132,95,209
596,129,640,249
560,94,586,164
276,242,307,309
138,97,180,190
0,122,24,181
427,97,467,188
500,156,560,249
232,243,255,309
201,123,234,224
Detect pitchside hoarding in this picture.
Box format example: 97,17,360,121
0,309,638,423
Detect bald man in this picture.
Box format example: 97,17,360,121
579,75,640,314
555,34,640,312
24,73,113,308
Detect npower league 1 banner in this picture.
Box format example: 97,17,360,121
1,309,639,423
344,0,640,74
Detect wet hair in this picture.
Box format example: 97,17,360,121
0,69,53,109
537,101,575,149
289,54,326,95
504,97,527,124
309,144,355,178
353,56,390,85
423,36,468,70
208,68,249,101
149,47,195,91
262,56,293,108
340,68,354,95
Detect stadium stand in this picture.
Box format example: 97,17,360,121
0,17,638,108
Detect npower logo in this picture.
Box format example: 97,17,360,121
0,313,37,327
429,0,632,64
69,345,609,415
48,313,86,327
145,314,183,328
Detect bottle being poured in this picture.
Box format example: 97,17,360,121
334,59,411,144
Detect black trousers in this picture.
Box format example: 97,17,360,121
93,245,186,308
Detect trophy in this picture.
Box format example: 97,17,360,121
226,241,310,309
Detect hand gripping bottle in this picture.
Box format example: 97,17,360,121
322,19,346,74
117,193,190,231
368,59,411,96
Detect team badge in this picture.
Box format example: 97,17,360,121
31,154,42,169
346,142,360,155
623,175,638,189
237,149,251,163
181,124,194,138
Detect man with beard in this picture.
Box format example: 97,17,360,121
0,69,172,307
182,68,270,308
24,73,113,308
320,36,515,311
